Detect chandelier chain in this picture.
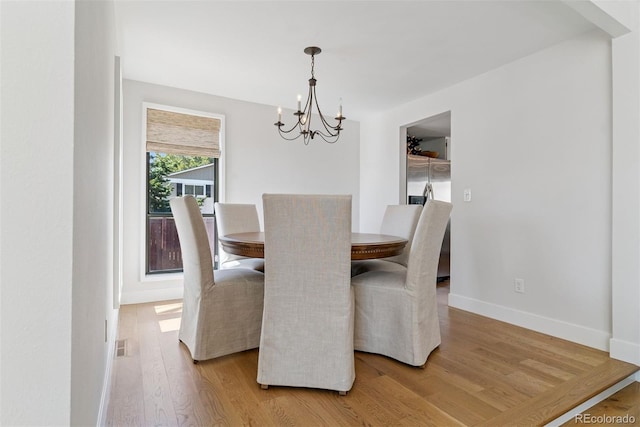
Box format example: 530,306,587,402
310,53,315,79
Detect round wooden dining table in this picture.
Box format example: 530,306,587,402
219,232,407,261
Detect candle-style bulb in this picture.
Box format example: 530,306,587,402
297,94,302,111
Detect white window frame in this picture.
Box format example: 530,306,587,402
140,102,225,281
173,179,211,198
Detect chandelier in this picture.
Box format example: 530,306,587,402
274,46,345,144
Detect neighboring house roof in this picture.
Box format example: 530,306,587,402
167,163,214,181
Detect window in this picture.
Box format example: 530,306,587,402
145,106,222,274
182,183,206,197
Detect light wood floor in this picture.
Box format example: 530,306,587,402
107,283,638,426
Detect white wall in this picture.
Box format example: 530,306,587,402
121,80,360,303
610,7,640,366
360,30,616,351
1,1,118,425
360,113,405,231
72,1,118,425
1,2,75,425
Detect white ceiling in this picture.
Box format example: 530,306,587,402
409,111,452,139
114,1,599,121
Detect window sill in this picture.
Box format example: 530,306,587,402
142,272,183,282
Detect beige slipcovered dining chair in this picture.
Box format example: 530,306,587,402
257,194,355,394
352,200,452,367
170,196,265,362
214,202,264,272
351,204,423,276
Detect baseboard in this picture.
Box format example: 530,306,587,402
448,293,611,351
610,338,640,366
120,287,184,305
97,307,119,427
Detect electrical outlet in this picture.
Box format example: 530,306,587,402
514,278,525,293
463,188,472,202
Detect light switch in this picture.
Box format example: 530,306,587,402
463,188,472,202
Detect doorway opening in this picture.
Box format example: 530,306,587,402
402,111,451,280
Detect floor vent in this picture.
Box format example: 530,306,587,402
115,339,127,357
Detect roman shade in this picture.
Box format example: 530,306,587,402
146,108,221,157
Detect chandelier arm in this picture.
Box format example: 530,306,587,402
276,113,309,139
275,84,311,136
276,121,303,135
302,84,314,135
310,130,340,144
312,86,345,136
277,130,303,141
313,99,341,137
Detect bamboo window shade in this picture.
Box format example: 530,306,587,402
146,108,221,157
